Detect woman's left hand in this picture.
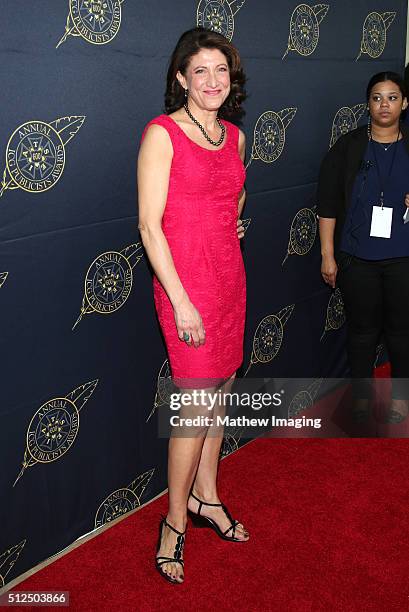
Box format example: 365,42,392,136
237,218,245,239
405,193,409,208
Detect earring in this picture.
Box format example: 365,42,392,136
184,88,188,99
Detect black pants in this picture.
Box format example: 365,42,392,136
337,256,409,399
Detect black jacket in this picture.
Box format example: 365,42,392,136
316,123,409,263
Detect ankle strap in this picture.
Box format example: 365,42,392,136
164,517,186,536
190,492,222,516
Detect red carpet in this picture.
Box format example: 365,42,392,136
10,438,409,611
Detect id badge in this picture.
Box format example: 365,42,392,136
370,205,393,238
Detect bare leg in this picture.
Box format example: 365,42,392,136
156,385,216,582
187,372,249,540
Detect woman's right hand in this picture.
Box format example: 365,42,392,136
321,254,338,288
173,296,206,348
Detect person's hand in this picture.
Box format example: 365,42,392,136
321,254,338,289
405,193,409,208
237,218,245,239
173,296,205,348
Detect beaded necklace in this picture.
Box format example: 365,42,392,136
183,103,225,147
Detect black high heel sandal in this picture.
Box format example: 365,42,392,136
155,516,186,584
188,492,249,542
385,408,409,424
351,399,371,424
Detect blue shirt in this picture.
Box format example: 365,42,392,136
340,139,409,259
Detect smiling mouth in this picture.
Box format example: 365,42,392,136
204,90,221,95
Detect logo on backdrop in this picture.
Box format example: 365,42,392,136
146,359,177,423
0,117,85,198
374,343,384,367
282,3,329,59
244,305,295,376
356,11,396,61
320,288,345,341
241,218,251,234
13,379,98,487
282,206,317,266
57,0,125,48
94,469,155,528
0,272,8,289
246,108,297,169
329,104,366,148
220,428,244,458
0,540,27,588
196,0,245,41
288,378,323,417
72,243,143,330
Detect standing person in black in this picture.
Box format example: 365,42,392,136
317,72,409,423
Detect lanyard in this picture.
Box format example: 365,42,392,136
370,130,401,209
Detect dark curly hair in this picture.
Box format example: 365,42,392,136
164,27,246,119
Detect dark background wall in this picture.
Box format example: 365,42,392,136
0,0,406,588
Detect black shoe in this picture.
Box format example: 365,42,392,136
384,400,409,424
188,491,249,542
384,409,408,424
155,516,186,584
351,399,370,424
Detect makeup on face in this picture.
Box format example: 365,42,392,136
178,48,231,110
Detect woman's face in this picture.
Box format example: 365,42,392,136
177,47,231,112
368,80,408,128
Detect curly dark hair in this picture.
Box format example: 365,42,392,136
164,27,246,119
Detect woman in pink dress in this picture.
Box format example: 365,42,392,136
137,27,249,584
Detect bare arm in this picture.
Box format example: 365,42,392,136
237,129,246,238
137,124,205,348
318,217,337,288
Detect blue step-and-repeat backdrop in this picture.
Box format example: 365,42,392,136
0,0,406,588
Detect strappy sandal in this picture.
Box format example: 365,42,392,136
188,492,248,542
155,516,186,584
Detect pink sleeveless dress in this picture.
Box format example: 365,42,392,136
140,114,246,388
